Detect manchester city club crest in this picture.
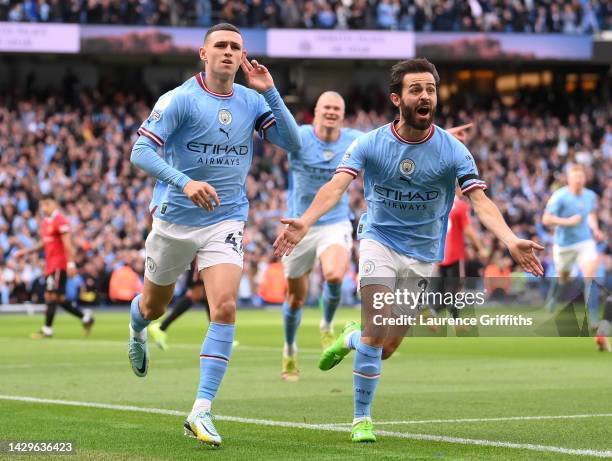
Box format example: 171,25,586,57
323,150,334,161
146,256,157,273
399,158,416,177
361,260,375,276
218,109,232,125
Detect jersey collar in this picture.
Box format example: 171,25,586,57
44,209,59,222
196,72,234,98
390,120,435,145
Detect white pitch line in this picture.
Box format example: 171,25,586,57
1,395,611,458
327,413,612,427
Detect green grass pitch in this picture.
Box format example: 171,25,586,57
0,309,611,460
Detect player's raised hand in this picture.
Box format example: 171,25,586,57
507,239,545,276
273,218,309,257
447,123,474,143
240,55,274,93
182,180,220,212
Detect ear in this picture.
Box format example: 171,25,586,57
242,50,247,61
389,92,401,108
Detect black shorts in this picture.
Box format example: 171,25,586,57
45,270,67,295
185,259,200,289
434,261,463,296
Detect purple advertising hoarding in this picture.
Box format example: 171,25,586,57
0,22,80,53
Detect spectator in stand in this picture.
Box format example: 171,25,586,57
1,0,609,32
1,81,610,305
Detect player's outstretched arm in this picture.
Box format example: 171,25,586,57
467,188,544,276
464,223,488,261
241,55,301,152
274,172,353,257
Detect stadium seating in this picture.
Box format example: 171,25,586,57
0,84,610,304
1,0,609,33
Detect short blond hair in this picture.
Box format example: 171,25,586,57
568,164,585,174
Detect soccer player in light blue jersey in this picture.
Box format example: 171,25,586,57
127,23,301,446
542,164,604,334
280,91,363,381
274,58,543,443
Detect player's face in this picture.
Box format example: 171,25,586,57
40,199,55,217
567,169,585,189
314,93,345,130
200,31,244,78
394,72,437,130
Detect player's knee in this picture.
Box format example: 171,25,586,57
287,293,305,309
212,299,236,323
323,272,343,286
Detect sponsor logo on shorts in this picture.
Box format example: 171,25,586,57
146,257,157,273
361,260,375,276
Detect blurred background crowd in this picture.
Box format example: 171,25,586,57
1,0,609,33
0,75,610,306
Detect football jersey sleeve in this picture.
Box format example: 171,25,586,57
254,87,301,152
451,138,487,194
55,214,70,234
335,136,367,179
545,190,562,215
137,89,186,147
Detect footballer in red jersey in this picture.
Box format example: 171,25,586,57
14,194,94,338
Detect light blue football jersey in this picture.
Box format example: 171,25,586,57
149,180,168,214
336,122,486,263
288,125,363,226
135,72,296,227
545,186,597,247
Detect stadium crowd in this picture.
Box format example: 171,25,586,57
0,80,610,305
1,0,609,33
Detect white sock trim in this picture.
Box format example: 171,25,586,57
320,319,333,333
192,399,212,414
344,331,358,349
283,342,298,357
129,324,147,341
352,416,371,425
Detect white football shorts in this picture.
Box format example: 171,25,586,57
145,218,245,286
